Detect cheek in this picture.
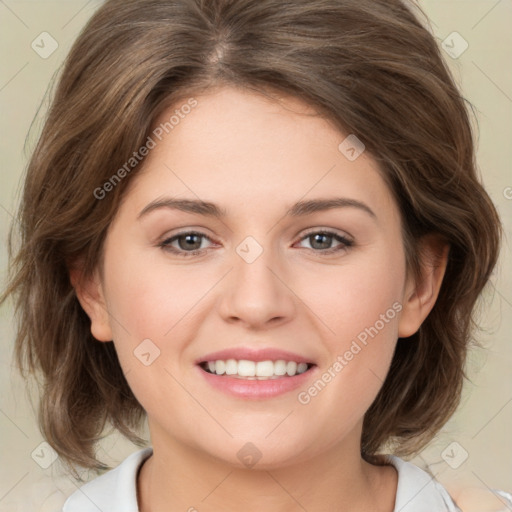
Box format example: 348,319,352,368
103,242,211,342
100,246,209,416
296,246,405,418
304,244,405,348
99,244,201,393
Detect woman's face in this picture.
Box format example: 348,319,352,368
85,85,424,468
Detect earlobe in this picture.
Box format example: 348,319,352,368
398,236,450,338
69,266,113,342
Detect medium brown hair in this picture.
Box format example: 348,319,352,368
2,0,501,475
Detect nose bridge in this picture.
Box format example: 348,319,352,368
218,233,295,326
234,235,277,289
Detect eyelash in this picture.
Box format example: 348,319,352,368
158,229,354,258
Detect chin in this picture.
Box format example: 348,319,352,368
198,436,315,471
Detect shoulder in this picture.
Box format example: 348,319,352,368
61,447,153,512
446,485,512,512
385,455,512,512
383,454,462,512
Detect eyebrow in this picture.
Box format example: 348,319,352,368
137,196,376,220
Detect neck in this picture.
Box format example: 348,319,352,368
137,426,397,512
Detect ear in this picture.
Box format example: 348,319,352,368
398,235,450,338
69,264,113,342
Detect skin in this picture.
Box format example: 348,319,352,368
73,85,449,512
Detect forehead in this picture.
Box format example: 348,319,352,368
121,86,398,224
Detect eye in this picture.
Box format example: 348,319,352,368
159,229,354,258
159,231,215,257
295,229,353,255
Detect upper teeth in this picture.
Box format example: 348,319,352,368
205,359,309,378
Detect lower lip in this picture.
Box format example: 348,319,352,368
197,365,316,399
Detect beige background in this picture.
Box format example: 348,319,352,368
0,1,511,511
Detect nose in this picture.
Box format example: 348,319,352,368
217,239,297,329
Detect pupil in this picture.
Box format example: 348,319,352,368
181,234,201,250
312,233,330,249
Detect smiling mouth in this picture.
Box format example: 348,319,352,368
199,359,315,380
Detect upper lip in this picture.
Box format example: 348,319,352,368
196,347,315,365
